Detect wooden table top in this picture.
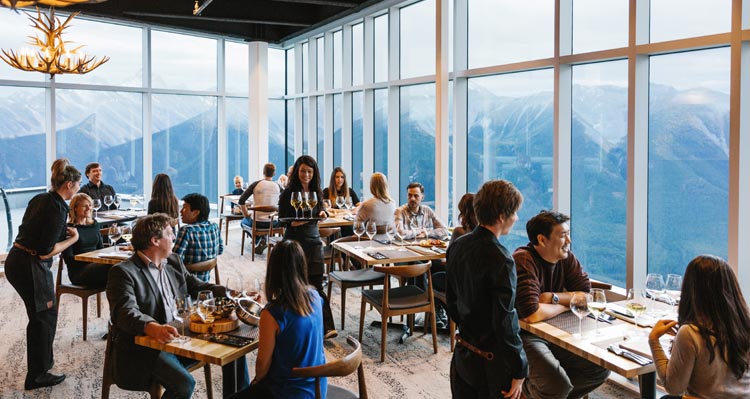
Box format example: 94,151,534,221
74,247,132,265
332,240,445,266
319,215,354,228
135,327,258,366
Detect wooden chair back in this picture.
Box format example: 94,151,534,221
241,205,283,260
291,336,368,399
55,257,103,341
184,258,220,285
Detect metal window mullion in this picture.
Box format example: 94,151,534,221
217,39,227,203
143,27,152,199
555,0,572,214
435,0,450,221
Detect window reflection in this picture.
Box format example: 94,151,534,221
374,14,388,82
226,41,249,96
0,87,46,188
269,99,285,175
151,31,217,91
352,92,364,198
400,0,435,79
333,94,342,167
352,23,364,86
400,84,436,204
374,89,388,175
228,97,249,192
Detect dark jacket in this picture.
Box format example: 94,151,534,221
106,253,225,390
79,181,117,210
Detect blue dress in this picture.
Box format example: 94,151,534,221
265,289,327,399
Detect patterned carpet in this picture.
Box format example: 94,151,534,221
0,224,641,398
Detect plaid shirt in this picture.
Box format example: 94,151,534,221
173,220,224,282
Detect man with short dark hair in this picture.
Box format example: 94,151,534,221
173,193,223,282
393,182,448,239
238,163,282,255
513,210,610,399
446,180,527,398
79,162,117,210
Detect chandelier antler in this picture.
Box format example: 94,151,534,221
0,7,109,78
0,0,107,9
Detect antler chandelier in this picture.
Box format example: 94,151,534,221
0,0,106,9
0,7,109,78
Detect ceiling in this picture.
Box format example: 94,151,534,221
63,0,385,45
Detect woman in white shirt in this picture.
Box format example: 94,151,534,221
356,172,396,227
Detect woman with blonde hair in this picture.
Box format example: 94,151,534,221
5,158,81,389
63,193,107,287
356,172,396,226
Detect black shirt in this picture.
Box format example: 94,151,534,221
446,225,529,380
322,187,360,208
79,180,117,210
15,191,69,255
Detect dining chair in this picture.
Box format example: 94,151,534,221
430,289,456,351
319,226,341,272
240,205,283,260
185,258,220,285
327,235,385,330
101,321,213,399
55,257,104,341
358,261,438,362
291,336,368,399
218,194,244,243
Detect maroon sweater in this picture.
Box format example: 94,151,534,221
512,244,591,320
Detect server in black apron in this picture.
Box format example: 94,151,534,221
278,155,336,338
5,158,81,390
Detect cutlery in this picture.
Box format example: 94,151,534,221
607,344,653,365
587,313,613,324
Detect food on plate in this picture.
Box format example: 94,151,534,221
419,239,446,248
118,244,134,252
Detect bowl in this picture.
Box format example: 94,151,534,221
236,297,262,326
212,297,236,319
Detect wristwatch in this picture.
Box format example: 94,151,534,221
551,293,559,304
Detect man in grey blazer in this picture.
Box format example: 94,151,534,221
106,213,226,398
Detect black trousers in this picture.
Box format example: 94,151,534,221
5,248,57,380
308,274,335,332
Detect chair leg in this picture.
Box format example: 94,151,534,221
203,364,213,399
250,232,256,261
358,299,366,342
96,292,102,318
82,296,89,341
340,287,347,330
449,320,456,352
214,266,220,285
240,230,246,256
149,384,162,399
429,305,438,354
380,312,388,362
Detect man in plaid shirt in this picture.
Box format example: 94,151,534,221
173,193,223,282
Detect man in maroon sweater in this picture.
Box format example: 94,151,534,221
512,210,610,399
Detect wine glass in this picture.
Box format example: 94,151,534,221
301,192,311,219
353,220,366,249
114,195,121,210
225,277,244,303
108,225,122,247
336,195,345,209
103,195,114,211
587,288,607,335
129,195,139,210
196,290,215,324
308,192,318,218
172,296,192,343
410,217,421,244
92,198,102,218
322,199,332,214
365,221,377,240
626,288,648,328
665,274,682,316
344,196,353,210
645,273,666,316
423,217,434,239
385,222,395,250
394,221,407,251
570,292,591,338
121,225,133,246
291,192,302,219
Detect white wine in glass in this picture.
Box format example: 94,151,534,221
587,288,607,335
570,292,591,338
626,288,648,328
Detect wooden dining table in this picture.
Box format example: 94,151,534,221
74,246,133,265
95,209,147,225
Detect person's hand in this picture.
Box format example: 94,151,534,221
649,319,678,340
66,226,79,240
501,378,524,399
318,210,327,218
145,322,180,343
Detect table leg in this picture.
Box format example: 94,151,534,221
639,371,656,399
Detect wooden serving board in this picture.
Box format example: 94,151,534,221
189,313,240,333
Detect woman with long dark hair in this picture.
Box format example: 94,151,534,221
278,155,336,338
235,240,327,398
322,166,360,209
649,255,750,398
6,158,81,390
62,193,107,287
449,192,477,246
147,173,179,222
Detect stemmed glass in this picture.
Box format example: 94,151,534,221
365,221,377,241
570,292,591,338
129,195,139,210
423,218,434,239
196,290,215,324
385,222,396,250
394,221,407,251
587,288,607,335
121,225,133,246
103,195,114,212
336,195,345,209
626,288,648,329
344,196,353,210
291,192,302,219
308,192,318,218
645,273,666,316
108,225,122,247
410,217,421,244
322,199,332,214
225,277,245,303
301,192,311,219
92,199,102,218
665,274,682,316
113,195,121,210
353,220,366,249
172,296,192,343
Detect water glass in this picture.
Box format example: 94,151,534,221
108,225,121,246
645,273,666,316
423,217,434,239
113,195,121,210
344,196,353,210
92,198,102,218
385,222,396,249
665,274,682,315
366,221,377,240
570,292,591,338
588,288,607,335
172,296,192,343
103,195,114,210
353,220,366,248
322,199,332,213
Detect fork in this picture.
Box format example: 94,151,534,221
607,344,653,366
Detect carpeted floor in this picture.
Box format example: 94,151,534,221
0,224,642,398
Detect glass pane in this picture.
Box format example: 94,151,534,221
571,60,628,287
56,17,142,86
648,48,730,276
468,0,554,68
374,14,389,82
333,94,342,167
352,23,364,86
400,84,436,205
286,100,295,168
268,48,285,98
317,96,325,171
225,41,249,96
302,100,308,154
650,0,731,43
269,99,285,177
400,0,435,79
573,0,628,54
227,97,249,192
152,30,217,91
0,86,46,187
333,30,342,89
374,89,388,175
317,37,325,91
0,11,46,81
286,48,296,95
152,95,217,201
352,91,364,198
56,89,143,195
467,69,554,249
302,42,309,93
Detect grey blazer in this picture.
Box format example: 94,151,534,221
105,253,225,390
